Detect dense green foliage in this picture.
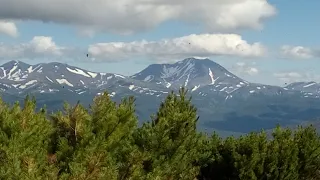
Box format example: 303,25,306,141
0,88,320,179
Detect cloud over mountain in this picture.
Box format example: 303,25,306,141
88,34,266,62
0,34,265,62
0,0,276,34
0,36,73,60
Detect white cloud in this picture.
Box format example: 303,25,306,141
0,0,276,34
0,33,266,62
281,45,314,59
0,36,70,60
232,62,259,76
88,33,266,62
273,71,320,83
29,36,63,55
0,20,18,37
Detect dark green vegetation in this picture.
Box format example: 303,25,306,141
0,88,320,179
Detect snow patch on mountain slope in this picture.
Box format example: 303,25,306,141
8,65,18,79
10,70,23,81
66,67,91,77
27,66,35,73
106,76,113,80
114,74,125,79
0,67,6,78
129,85,135,90
184,74,190,86
192,85,200,92
161,66,179,78
19,80,38,89
56,79,74,87
208,68,215,84
303,82,316,88
37,67,43,73
78,90,86,95
160,60,195,79
220,87,228,92
144,75,153,82
46,76,53,83
86,71,97,78
12,84,20,88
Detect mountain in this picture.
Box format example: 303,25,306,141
285,81,320,95
131,58,245,90
131,58,317,99
0,58,320,136
0,60,168,97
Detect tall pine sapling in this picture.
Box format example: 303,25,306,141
135,87,201,179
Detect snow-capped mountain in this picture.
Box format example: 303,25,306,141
131,58,247,91
0,58,320,135
0,60,168,97
0,58,318,99
131,58,319,99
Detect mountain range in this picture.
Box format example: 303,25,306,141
1,58,320,137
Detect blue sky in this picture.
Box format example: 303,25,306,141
0,0,319,86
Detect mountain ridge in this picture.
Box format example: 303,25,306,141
0,58,320,135
1,58,319,101
1,58,318,92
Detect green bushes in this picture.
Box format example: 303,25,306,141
0,88,319,179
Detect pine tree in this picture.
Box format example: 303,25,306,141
234,131,268,180
0,96,57,179
134,87,201,179
195,132,222,180
51,91,142,179
90,92,143,180
216,136,239,180
263,126,299,180
294,125,320,179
